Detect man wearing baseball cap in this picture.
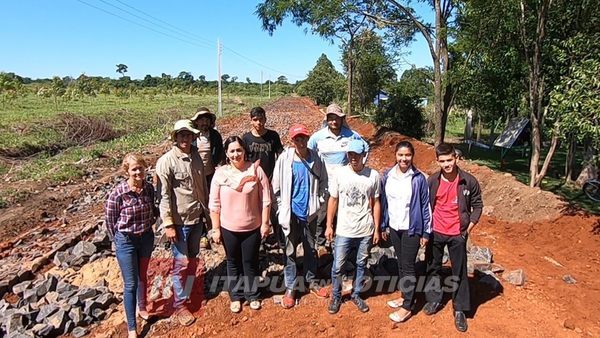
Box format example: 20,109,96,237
272,123,329,308
325,139,381,315
308,103,370,251
155,119,208,326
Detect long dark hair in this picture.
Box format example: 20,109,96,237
223,136,248,163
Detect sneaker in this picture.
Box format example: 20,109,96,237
309,283,329,298
327,297,342,314
423,301,442,315
230,301,241,313
282,290,295,309
200,236,211,250
454,311,468,332
174,308,195,326
249,299,261,310
351,296,369,313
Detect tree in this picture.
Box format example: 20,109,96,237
49,76,66,108
342,30,395,112
276,75,288,84
116,64,128,77
221,74,230,83
176,71,194,87
0,72,23,108
365,0,458,145
296,54,345,105
256,0,373,115
398,66,433,101
246,77,252,84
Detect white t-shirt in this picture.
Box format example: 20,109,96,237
330,165,380,238
385,166,413,231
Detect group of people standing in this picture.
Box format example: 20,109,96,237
105,103,482,337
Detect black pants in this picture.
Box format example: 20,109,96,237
389,229,421,311
425,231,470,312
221,227,261,301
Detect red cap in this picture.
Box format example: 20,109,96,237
288,123,310,139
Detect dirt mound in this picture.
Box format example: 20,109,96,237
361,128,565,223
462,162,564,223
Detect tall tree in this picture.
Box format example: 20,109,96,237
115,64,128,77
365,0,457,145
296,54,345,105
342,30,395,112
256,0,373,115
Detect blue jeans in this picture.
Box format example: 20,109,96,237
331,235,371,300
114,230,154,331
171,224,204,310
283,214,318,290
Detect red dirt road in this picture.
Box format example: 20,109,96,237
2,97,598,337
127,97,600,337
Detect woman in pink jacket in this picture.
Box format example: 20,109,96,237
209,136,271,313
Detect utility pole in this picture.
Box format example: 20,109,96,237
217,39,222,116
260,71,263,97
268,74,271,99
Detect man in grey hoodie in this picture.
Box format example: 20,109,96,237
272,123,329,308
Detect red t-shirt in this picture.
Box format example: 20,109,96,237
432,177,461,235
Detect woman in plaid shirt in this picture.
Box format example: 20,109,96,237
105,153,157,338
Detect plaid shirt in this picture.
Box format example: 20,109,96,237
105,180,158,236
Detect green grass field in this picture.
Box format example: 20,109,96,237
0,93,276,188
0,93,271,156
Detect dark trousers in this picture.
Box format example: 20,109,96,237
283,214,318,290
425,231,470,312
389,228,421,311
316,214,336,247
221,227,261,301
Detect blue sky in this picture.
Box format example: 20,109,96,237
0,0,433,82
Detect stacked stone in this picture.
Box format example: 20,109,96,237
1,276,118,338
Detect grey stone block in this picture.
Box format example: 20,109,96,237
44,291,59,304
91,308,106,320
469,246,493,264
68,307,84,326
22,288,38,304
94,293,115,309
502,269,526,286
76,288,97,302
35,304,59,323
46,309,68,332
31,323,54,337
56,279,75,295
72,242,97,258
4,312,26,336
72,326,88,338
12,281,32,297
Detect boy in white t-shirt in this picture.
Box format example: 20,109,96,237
325,139,381,314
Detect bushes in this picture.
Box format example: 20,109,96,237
374,92,425,139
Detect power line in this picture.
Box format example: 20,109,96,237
75,0,211,49
97,0,212,48
113,0,214,46
110,0,303,80
76,0,306,81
